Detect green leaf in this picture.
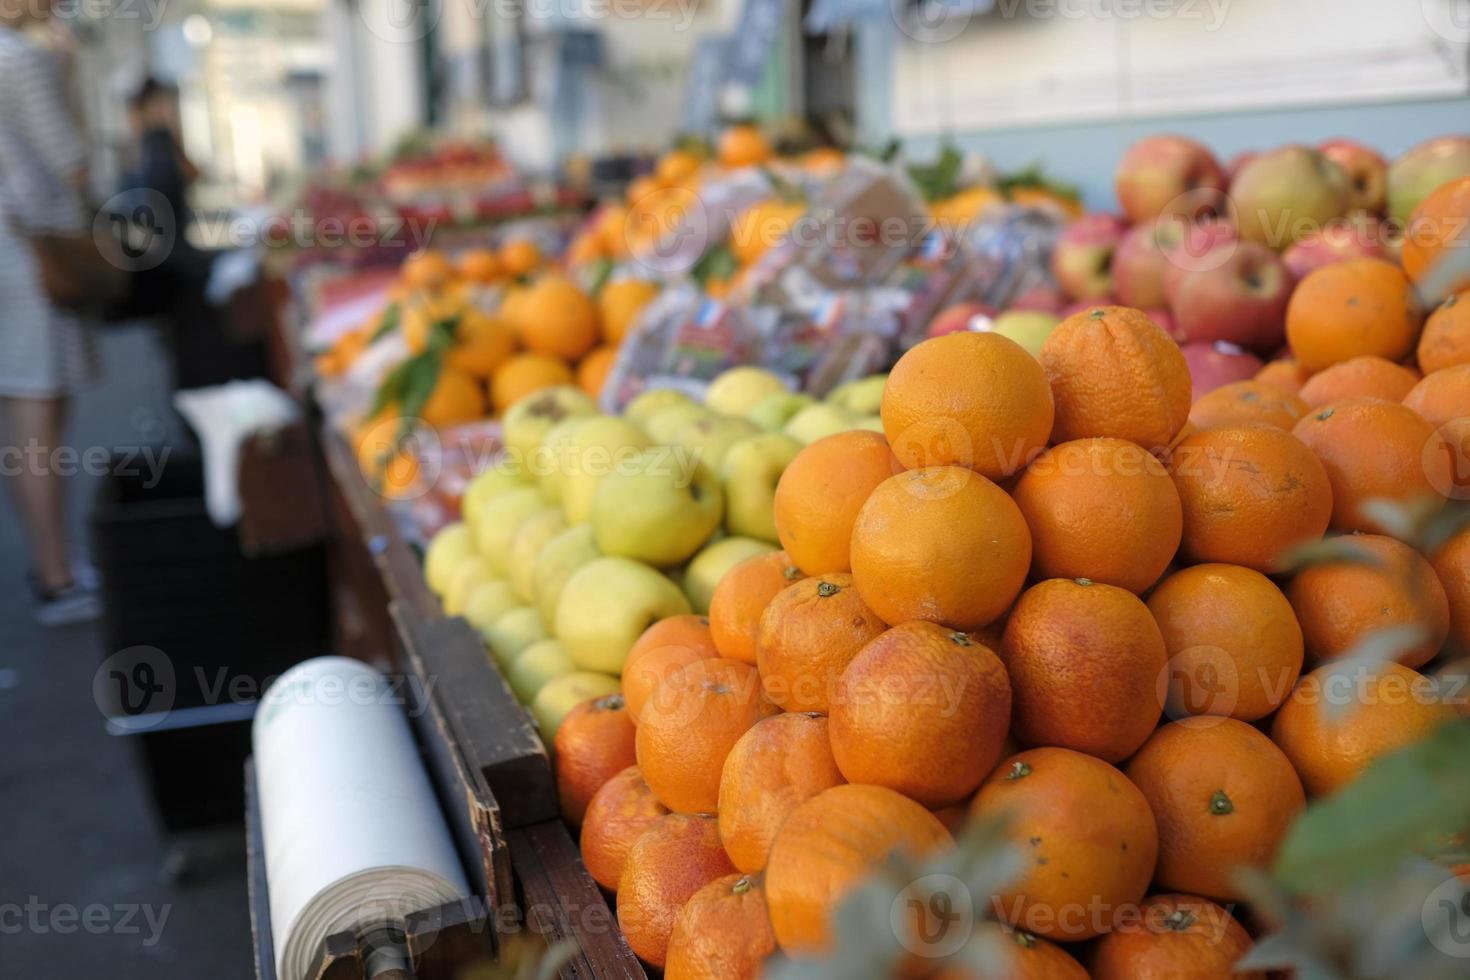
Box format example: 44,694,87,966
586,257,614,297
399,352,443,422
692,244,739,286
1273,721,1470,893
427,314,459,355
369,302,401,343
1279,534,1388,574
369,356,415,418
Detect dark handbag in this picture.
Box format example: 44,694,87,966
26,224,130,310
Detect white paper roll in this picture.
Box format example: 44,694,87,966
253,657,470,980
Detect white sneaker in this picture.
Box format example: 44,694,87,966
34,582,102,626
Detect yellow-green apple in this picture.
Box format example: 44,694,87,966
925,302,996,339
1282,214,1390,280
531,523,600,625
424,522,475,596
825,375,887,416
1051,213,1127,300
1224,150,1258,183
462,579,519,642
444,555,495,616
1181,341,1264,397
461,462,531,537
987,310,1061,356
705,366,789,417
473,486,547,573
748,392,815,431
721,432,801,540
783,403,856,445
1387,136,1470,223
683,536,776,614
671,415,761,471
1319,138,1388,214
642,401,713,443
507,638,576,705
1230,146,1350,249
502,385,596,464
531,672,620,741
554,556,692,672
1112,217,1188,309
1170,240,1293,352
486,605,549,671
624,387,693,427
558,416,651,523
534,415,587,504
507,508,567,602
592,451,723,567
1115,134,1227,224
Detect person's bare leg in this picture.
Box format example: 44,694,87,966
3,395,73,591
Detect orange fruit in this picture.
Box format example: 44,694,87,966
1168,425,1333,572
708,551,806,664
629,613,717,663
1298,355,1420,407
617,812,736,968
1147,563,1304,722
417,368,486,429
729,197,806,266
580,765,669,890
1255,356,1312,395
1285,258,1424,370
881,331,1055,477
1286,533,1450,670
509,274,598,361
497,237,542,278
598,278,660,344
1126,719,1305,901
655,148,704,186
1038,306,1191,452
772,430,898,576
636,658,771,813
399,292,465,353
576,344,618,398
829,621,1012,807
1272,661,1457,795
717,712,844,873
765,784,953,954
718,124,773,169
444,310,516,378
1418,292,1470,374
1012,437,1182,594
1189,380,1308,431
400,249,455,290
1000,579,1166,763
754,573,887,713
622,644,719,724
566,231,605,266
850,466,1032,630
1431,525,1470,652
971,748,1158,942
1404,363,1470,429
1402,176,1470,295
1435,416,1470,504
456,247,501,284
554,693,636,826
664,874,776,980
1091,893,1263,980
490,354,575,414
1292,398,1451,534
936,926,1089,980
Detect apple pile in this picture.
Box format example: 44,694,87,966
421,368,886,739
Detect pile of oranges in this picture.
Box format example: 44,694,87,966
546,241,1468,973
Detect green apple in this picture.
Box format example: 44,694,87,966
507,507,567,603
555,556,692,672
559,416,651,524
531,672,620,742
502,385,597,465
784,403,856,444
485,605,548,671
532,523,601,626
706,366,790,417
670,415,762,472
474,487,548,574
462,463,531,537
989,311,1060,356
683,536,776,614
592,451,723,567
625,387,694,427
462,579,519,640
854,415,884,432
444,555,495,616
424,522,475,596
642,401,713,444
507,638,576,705
747,392,816,432
721,432,801,541
826,375,887,415
535,415,588,505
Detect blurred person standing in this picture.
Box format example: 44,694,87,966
0,0,102,624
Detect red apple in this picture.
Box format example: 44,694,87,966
1162,219,1240,303
1116,134,1227,224
1229,146,1351,250
1146,307,1178,340
1182,341,1264,398
1051,213,1127,301
927,301,998,338
1319,138,1389,215
1169,239,1294,352
1112,217,1190,309
1008,284,1066,313
1387,135,1470,223
1282,214,1391,280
